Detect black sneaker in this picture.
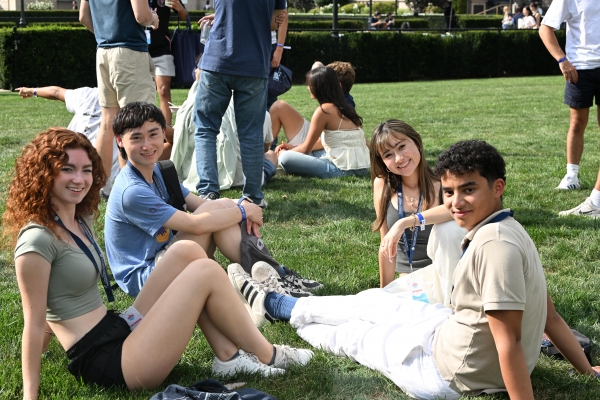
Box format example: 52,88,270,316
280,266,323,292
200,192,220,200
251,262,312,298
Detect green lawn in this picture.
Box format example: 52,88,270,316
1,76,599,399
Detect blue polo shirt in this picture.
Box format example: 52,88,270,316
201,0,287,79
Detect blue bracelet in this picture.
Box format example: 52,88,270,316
34,88,38,97
238,196,252,206
237,204,247,222
557,56,568,64
276,43,284,47
416,213,426,231
595,370,600,379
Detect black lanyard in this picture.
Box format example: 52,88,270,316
450,210,514,304
127,161,166,201
54,213,114,302
397,183,422,270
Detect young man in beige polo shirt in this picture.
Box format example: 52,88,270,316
432,139,547,399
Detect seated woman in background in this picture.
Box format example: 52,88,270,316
273,66,370,179
519,6,537,29
3,129,312,399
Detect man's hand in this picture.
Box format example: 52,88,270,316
15,87,34,98
240,200,263,237
198,13,215,26
559,60,579,84
151,10,159,29
271,47,283,68
275,10,286,26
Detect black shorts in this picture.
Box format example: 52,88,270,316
66,311,130,389
564,67,600,109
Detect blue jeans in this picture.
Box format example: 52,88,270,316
278,150,370,179
193,70,268,202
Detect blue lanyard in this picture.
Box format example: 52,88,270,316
127,161,166,201
450,210,514,304
54,213,114,302
397,183,422,270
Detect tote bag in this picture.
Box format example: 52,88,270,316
171,14,204,87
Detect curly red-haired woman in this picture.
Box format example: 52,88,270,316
3,128,312,399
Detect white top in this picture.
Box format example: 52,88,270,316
64,87,120,192
542,0,600,69
321,126,370,171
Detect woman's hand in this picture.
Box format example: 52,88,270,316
275,142,294,155
379,217,414,262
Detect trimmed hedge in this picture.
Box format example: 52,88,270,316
456,15,503,28
289,20,365,29
0,27,565,89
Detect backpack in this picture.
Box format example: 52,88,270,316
541,329,593,364
150,378,278,400
239,220,280,274
157,160,187,213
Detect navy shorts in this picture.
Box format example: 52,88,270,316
66,311,130,388
564,67,600,109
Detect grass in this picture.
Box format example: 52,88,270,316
0,76,599,399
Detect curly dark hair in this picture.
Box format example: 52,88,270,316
326,61,355,94
113,102,166,160
434,140,506,185
2,128,106,247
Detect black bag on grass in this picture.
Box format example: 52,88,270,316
151,378,277,400
541,329,593,364
239,220,280,274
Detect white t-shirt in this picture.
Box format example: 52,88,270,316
64,87,120,191
542,0,600,69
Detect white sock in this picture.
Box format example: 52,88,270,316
590,189,600,207
566,164,579,178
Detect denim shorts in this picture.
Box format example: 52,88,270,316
66,311,130,388
564,67,600,109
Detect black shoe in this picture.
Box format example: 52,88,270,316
200,192,220,200
280,266,323,292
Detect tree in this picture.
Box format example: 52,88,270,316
288,0,316,12
409,0,447,12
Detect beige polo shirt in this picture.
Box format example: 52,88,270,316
433,209,547,395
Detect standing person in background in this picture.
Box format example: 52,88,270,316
150,0,188,132
267,8,288,111
530,2,541,29
192,0,286,206
512,5,524,29
540,0,600,217
79,0,158,178
72,1,78,10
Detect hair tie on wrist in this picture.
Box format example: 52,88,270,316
557,57,568,64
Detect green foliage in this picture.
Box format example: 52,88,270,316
288,20,364,29
366,2,397,15
456,15,503,28
453,0,467,14
424,5,443,14
0,26,564,89
411,0,446,12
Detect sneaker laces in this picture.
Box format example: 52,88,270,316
283,267,317,284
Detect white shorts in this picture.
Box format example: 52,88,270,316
288,119,310,146
152,54,176,77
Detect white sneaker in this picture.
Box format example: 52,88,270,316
558,197,600,218
272,344,314,369
556,175,581,190
212,349,285,377
252,262,312,298
227,263,275,327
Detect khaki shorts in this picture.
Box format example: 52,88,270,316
96,47,156,108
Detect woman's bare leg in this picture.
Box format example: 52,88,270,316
269,100,307,143
122,258,274,390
